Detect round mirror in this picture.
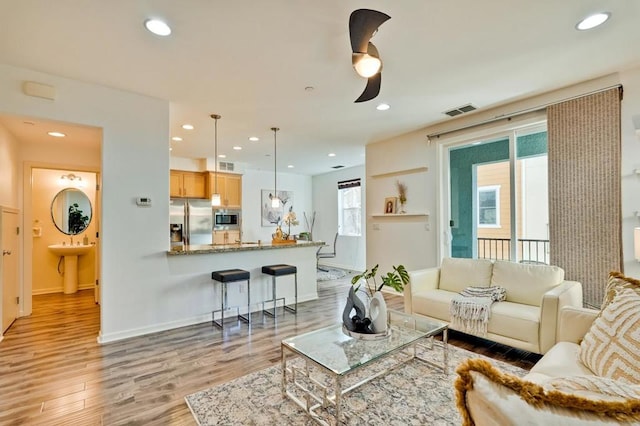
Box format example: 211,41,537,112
51,188,93,235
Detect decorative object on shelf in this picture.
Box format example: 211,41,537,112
303,211,316,240
384,197,397,214
396,180,407,214
210,114,222,207
343,264,409,336
282,207,299,239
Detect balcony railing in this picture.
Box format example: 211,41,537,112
477,238,550,264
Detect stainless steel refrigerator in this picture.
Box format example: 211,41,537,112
169,199,213,246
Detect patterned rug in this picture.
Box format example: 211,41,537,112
185,342,527,425
317,267,349,281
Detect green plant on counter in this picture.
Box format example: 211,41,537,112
351,264,409,297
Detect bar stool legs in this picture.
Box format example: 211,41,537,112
211,269,251,328
261,264,297,318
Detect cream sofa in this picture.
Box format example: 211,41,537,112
457,306,639,425
404,257,583,354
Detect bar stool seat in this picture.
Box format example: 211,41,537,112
211,268,251,328
261,264,297,317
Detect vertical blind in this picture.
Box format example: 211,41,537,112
547,87,622,307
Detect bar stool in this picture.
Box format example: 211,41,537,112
261,264,297,317
211,269,251,328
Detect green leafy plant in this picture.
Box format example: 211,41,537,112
68,203,89,234
351,264,410,297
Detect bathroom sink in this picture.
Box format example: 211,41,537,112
48,244,93,256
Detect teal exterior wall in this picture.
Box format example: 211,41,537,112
449,132,547,258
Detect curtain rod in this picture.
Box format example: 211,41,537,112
427,84,623,140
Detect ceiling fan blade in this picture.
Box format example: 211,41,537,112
355,72,382,103
349,9,391,54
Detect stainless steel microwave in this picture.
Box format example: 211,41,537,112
214,209,241,230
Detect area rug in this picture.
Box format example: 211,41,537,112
317,267,348,281
185,343,527,425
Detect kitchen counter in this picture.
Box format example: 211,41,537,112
167,240,324,255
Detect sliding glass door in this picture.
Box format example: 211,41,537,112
447,124,549,263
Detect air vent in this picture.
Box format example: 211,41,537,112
219,161,234,171
444,104,477,117
332,165,345,169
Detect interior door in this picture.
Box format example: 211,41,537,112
2,208,19,333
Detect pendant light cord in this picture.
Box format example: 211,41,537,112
211,114,221,194
271,127,279,199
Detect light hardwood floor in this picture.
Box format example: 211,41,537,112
0,277,540,425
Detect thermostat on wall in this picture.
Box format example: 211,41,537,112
136,197,152,207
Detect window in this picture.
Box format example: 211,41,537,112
478,185,500,227
338,179,361,236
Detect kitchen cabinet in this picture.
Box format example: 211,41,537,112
209,172,242,208
213,230,241,244
170,170,208,198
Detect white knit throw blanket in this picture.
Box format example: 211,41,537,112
450,286,506,336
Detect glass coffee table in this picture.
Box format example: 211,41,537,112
281,310,448,425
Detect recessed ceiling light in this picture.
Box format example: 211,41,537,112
376,103,390,111
182,124,194,130
169,147,173,151
47,131,65,138
328,153,336,157
218,154,226,158
248,136,259,142
172,136,183,142
576,12,610,30
233,146,242,150
287,165,294,168
144,19,172,36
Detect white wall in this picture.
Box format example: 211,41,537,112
620,66,640,278
240,169,312,242
0,63,171,340
0,122,19,208
312,165,366,272
366,131,437,274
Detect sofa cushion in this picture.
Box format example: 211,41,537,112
439,257,493,293
486,301,539,346
602,271,640,311
412,289,456,321
491,260,564,306
579,288,640,385
527,341,595,381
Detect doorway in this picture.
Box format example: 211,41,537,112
446,124,549,263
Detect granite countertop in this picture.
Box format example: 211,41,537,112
167,240,325,255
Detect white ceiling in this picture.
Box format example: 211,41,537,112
1,1,639,175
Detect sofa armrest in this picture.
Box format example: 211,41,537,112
538,280,582,354
557,306,599,344
404,268,440,314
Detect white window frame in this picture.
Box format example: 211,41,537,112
338,185,362,237
477,185,501,228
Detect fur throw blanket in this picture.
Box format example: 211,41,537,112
450,286,506,336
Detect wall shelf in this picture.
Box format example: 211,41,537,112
370,166,428,179
371,213,429,218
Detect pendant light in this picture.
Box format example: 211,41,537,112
210,114,222,207
271,127,280,208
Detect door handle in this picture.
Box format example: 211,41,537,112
2,250,11,255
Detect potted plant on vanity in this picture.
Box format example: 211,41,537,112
342,264,409,338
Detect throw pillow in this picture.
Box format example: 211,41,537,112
601,271,640,311
579,288,640,385
455,358,640,425
543,375,640,401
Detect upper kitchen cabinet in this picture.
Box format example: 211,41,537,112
170,170,208,198
208,172,242,208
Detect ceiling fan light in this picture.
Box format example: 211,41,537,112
211,193,221,207
353,54,381,78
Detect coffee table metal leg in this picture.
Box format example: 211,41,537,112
443,328,449,374
281,345,287,396
334,375,342,425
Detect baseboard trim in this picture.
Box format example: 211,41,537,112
97,292,318,344
33,283,94,295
